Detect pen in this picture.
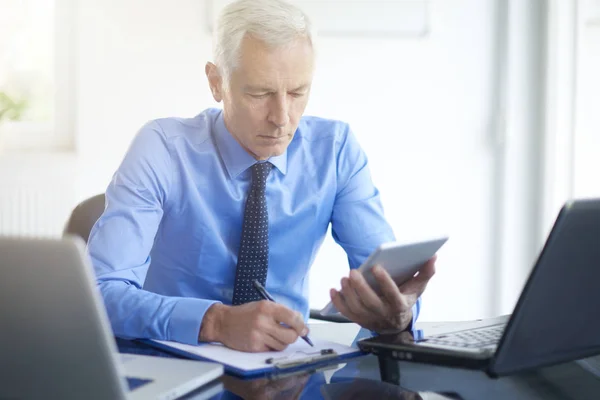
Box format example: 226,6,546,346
252,280,314,347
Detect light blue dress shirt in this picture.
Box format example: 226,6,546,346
88,108,420,345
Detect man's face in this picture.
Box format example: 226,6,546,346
208,35,314,160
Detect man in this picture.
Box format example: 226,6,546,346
88,0,436,353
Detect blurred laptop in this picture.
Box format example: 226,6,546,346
0,236,223,400
359,198,600,377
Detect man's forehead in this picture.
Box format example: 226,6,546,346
238,36,313,67
227,35,314,89
239,33,312,55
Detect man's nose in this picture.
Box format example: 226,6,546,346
268,95,290,128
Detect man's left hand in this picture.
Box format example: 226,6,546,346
330,256,436,334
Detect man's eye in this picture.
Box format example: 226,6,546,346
289,92,305,98
250,93,269,99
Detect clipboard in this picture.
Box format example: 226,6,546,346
265,348,339,368
141,337,364,378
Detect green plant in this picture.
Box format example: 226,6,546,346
0,91,28,122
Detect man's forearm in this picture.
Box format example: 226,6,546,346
98,280,218,345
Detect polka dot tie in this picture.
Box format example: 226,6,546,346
232,162,273,305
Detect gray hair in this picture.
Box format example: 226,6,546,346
213,0,316,82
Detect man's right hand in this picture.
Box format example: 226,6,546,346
198,301,309,352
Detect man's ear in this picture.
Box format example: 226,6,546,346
205,62,223,102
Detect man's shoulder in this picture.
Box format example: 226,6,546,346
143,108,220,144
297,115,351,142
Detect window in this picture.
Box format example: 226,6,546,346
573,0,600,198
0,0,73,152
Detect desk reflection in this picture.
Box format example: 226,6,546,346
220,372,311,400
219,373,458,400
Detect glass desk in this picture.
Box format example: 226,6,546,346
117,321,600,400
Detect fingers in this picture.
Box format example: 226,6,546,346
222,301,307,352
372,265,407,312
415,257,436,282
268,302,307,337
347,269,385,312
330,288,356,320
248,302,300,351
262,332,289,351
256,301,307,346
266,322,300,347
400,257,436,294
339,276,366,315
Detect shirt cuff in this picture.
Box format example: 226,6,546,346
406,303,418,331
408,296,422,331
168,297,221,345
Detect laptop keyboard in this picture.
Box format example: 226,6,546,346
126,377,153,391
422,324,506,349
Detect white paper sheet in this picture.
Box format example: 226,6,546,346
151,337,359,372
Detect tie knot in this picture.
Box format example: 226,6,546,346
251,162,272,189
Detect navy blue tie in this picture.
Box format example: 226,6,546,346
232,162,273,305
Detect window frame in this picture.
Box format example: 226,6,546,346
0,0,76,152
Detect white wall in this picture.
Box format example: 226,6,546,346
306,0,501,321
73,0,502,322
74,0,216,196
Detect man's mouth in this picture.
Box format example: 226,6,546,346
259,135,287,140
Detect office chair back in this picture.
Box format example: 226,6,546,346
63,194,106,243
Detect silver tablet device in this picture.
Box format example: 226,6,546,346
319,236,448,316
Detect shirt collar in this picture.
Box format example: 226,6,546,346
214,110,288,179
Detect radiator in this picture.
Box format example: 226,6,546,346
0,155,77,238
0,185,76,238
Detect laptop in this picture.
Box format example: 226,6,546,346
0,236,224,400
358,198,600,377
